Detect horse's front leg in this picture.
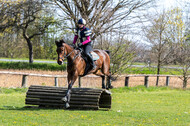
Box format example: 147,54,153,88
62,72,78,108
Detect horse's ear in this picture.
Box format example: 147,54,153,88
55,39,65,47
59,39,65,44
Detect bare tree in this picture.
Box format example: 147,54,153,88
53,0,153,41
174,41,190,88
143,10,177,86
173,3,190,88
96,33,136,75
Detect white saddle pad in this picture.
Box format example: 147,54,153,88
90,51,99,61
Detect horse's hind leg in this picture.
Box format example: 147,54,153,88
102,65,112,89
106,75,111,89
101,76,106,89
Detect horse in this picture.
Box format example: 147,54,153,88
55,39,112,108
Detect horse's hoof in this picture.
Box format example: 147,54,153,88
65,103,70,108
61,96,67,102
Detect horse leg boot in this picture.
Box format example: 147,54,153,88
87,53,96,70
62,83,72,108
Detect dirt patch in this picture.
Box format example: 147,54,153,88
0,69,189,88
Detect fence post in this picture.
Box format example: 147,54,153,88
166,76,170,86
55,77,58,87
144,76,149,88
22,75,27,87
156,76,159,86
78,77,81,88
125,76,129,87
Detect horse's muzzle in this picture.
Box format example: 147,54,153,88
57,60,63,65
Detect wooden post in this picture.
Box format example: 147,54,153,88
78,77,81,88
156,75,159,86
166,76,170,86
55,77,58,87
125,76,129,87
22,75,27,87
144,76,149,88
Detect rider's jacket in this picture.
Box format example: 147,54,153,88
74,27,91,44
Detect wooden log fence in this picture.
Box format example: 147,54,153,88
123,74,180,87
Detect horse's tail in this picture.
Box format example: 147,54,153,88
105,50,110,55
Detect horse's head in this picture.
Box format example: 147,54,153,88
55,39,67,65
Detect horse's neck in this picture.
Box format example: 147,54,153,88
65,45,73,54
65,45,79,63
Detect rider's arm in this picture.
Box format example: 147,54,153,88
73,35,78,44
82,28,91,45
82,36,91,45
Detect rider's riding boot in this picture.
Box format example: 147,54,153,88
87,53,96,70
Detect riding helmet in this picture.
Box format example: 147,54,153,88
78,18,86,25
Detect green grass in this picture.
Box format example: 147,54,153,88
0,61,66,71
124,67,182,75
0,86,189,126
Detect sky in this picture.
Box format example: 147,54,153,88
158,0,189,9
159,0,177,8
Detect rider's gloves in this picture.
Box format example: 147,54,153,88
78,43,83,47
72,44,76,49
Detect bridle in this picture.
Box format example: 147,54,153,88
58,45,80,63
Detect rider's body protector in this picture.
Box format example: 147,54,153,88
73,26,91,45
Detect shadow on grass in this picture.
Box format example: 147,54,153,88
0,106,110,111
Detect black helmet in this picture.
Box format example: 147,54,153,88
78,18,86,25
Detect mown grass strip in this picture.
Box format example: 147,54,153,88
124,67,182,75
0,61,66,71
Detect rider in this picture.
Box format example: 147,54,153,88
72,18,96,70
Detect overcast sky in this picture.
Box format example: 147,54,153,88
158,0,189,9
158,0,177,8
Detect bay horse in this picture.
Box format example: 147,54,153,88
55,39,111,108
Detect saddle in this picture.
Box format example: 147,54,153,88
79,49,99,76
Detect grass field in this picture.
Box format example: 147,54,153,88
0,86,190,126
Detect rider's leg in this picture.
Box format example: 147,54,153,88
86,53,96,69
84,44,96,69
